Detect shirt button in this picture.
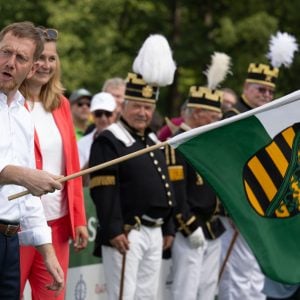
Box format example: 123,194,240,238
168,200,173,206
162,175,166,180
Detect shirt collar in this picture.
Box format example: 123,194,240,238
0,90,25,107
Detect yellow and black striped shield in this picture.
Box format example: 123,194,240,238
243,124,300,218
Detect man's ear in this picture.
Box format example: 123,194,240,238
26,61,39,79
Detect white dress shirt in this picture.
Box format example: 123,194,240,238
77,129,96,169
0,91,51,246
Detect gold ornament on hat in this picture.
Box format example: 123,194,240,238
142,85,154,98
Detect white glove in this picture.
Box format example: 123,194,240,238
188,227,206,249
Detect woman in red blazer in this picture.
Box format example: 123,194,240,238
19,27,88,300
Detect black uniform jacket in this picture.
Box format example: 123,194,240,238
89,118,175,255
223,94,253,118
166,127,225,240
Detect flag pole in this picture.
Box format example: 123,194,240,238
8,140,169,201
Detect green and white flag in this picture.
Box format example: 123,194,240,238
168,90,300,284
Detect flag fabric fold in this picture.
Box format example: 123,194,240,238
168,90,300,284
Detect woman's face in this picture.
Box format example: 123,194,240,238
30,41,57,86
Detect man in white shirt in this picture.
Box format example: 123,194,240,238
0,21,64,299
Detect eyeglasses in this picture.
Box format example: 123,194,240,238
94,110,113,118
77,101,90,108
0,49,30,65
255,86,274,97
36,26,58,41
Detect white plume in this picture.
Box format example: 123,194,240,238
204,52,232,90
267,32,298,68
132,34,176,86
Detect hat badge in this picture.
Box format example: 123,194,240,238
142,85,154,98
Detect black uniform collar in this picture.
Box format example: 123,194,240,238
241,94,255,109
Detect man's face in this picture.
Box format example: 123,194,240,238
105,85,125,120
243,82,274,108
192,108,222,127
105,85,125,108
122,100,155,134
222,91,237,111
93,109,114,132
71,96,91,122
0,32,36,96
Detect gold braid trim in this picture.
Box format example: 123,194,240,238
90,175,116,189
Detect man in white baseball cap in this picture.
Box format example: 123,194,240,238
77,92,116,170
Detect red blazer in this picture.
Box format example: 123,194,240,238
27,96,87,239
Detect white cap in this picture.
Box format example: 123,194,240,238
90,92,116,112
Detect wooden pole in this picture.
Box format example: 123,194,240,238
119,225,131,300
119,251,127,300
8,140,169,201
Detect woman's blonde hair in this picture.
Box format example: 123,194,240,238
20,42,65,112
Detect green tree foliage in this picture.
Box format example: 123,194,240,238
0,0,300,117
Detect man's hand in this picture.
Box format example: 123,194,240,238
36,244,64,296
73,226,89,252
0,165,62,196
163,235,174,250
20,168,63,196
110,234,130,254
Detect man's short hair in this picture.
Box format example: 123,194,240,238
0,21,44,61
102,77,125,92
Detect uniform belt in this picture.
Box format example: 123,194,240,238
140,215,164,227
0,223,20,237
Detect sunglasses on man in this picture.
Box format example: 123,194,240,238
256,86,274,96
93,110,113,118
252,84,274,97
76,101,91,108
